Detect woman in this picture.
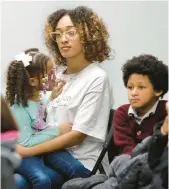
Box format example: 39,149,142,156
16,6,112,186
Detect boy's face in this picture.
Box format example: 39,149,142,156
127,74,162,113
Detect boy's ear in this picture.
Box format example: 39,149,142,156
29,78,37,87
155,90,163,97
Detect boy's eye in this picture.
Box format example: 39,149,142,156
138,86,145,89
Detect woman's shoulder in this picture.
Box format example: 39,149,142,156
90,62,108,75
83,63,109,83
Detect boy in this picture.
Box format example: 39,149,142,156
113,54,168,154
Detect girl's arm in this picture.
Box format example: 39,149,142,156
11,105,70,147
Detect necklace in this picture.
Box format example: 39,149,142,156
33,92,49,133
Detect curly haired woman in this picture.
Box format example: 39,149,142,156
16,6,112,187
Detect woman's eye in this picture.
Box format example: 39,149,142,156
56,33,62,37
67,30,76,36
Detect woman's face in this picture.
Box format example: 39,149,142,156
51,15,83,59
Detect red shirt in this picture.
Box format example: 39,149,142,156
113,100,167,154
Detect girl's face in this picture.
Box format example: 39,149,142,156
50,15,84,59
30,60,54,91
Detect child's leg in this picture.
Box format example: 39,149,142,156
17,156,63,189
43,165,65,189
45,150,91,179
14,173,31,189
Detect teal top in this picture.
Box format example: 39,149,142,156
11,98,60,147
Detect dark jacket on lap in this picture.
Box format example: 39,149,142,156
62,121,168,189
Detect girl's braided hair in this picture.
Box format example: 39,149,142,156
6,48,50,107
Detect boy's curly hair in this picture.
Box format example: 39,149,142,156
45,6,111,65
122,54,168,98
6,48,50,107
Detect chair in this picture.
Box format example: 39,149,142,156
90,109,119,175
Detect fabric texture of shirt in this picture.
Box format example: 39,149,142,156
11,94,60,147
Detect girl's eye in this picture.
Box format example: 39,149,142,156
138,86,145,89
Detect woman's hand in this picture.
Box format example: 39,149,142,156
58,122,72,135
50,79,65,100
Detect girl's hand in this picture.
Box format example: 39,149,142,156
47,68,58,90
50,79,65,100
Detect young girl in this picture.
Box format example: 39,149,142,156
6,48,72,189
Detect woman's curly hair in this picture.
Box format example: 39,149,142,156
6,48,50,107
122,54,168,98
45,6,111,65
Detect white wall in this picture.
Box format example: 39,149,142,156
1,1,168,108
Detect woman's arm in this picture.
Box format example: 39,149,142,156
16,130,86,157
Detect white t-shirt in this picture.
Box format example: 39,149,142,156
46,62,112,172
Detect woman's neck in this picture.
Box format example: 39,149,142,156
65,54,91,74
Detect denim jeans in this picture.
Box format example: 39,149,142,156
14,173,30,189
15,156,64,189
45,150,91,179
15,150,91,189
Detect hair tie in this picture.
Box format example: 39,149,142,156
15,52,32,67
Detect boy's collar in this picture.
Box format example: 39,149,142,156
128,100,159,123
